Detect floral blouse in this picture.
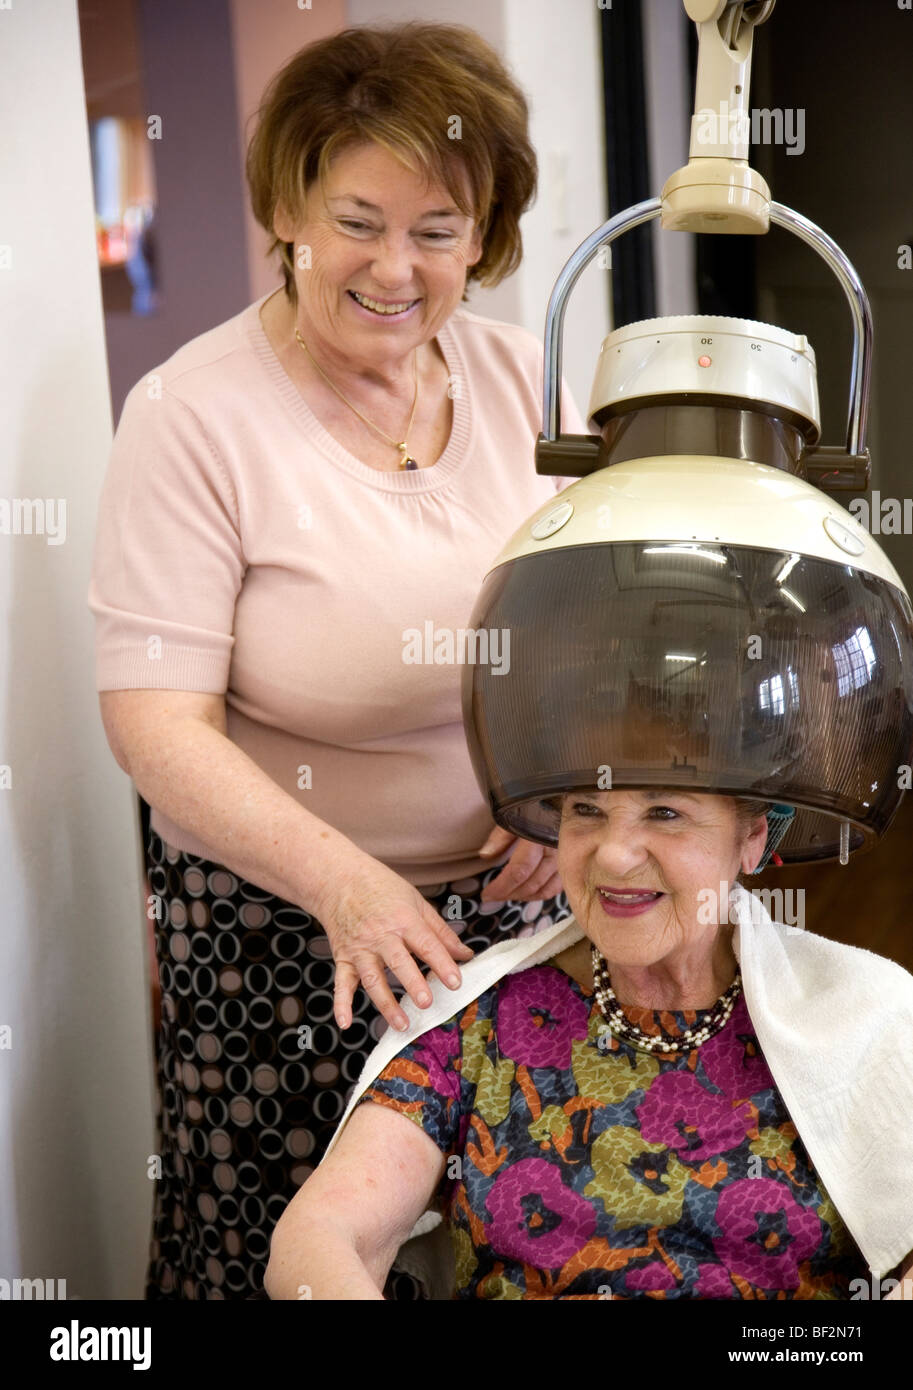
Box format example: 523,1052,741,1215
356,962,869,1299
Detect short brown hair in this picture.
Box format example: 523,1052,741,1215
245,22,538,304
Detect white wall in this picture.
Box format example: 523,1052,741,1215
346,0,611,425
229,0,348,303
642,0,697,316
0,0,155,1298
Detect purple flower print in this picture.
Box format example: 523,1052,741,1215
700,997,772,1097
412,1025,462,1102
694,1262,738,1298
637,1072,753,1159
625,1260,678,1293
497,969,590,1069
486,1158,596,1266
712,1177,821,1288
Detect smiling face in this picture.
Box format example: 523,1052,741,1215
556,790,769,974
272,140,483,371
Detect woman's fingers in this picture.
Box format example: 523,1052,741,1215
344,950,410,1033
326,845,565,1038
539,872,564,901
332,959,361,1031
334,913,473,1032
356,924,466,1031
334,878,568,1035
480,850,539,901
378,939,437,1012
426,909,475,961
483,842,563,902
511,855,563,902
411,909,473,989
477,825,517,857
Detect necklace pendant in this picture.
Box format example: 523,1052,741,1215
397,444,418,470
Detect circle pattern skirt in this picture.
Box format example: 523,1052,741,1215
144,829,571,1299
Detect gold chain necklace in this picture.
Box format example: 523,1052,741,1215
294,327,420,470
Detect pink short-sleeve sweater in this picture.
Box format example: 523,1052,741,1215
88,291,591,884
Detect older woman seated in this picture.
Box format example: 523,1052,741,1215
265,788,913,1300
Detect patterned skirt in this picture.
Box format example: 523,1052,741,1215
143,827,571,1299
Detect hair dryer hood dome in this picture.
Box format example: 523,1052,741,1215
462,314,913,865
462,463,913,863
465,11,913,864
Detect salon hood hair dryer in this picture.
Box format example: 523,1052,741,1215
462,0,913,867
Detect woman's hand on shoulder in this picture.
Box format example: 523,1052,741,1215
311,850,474,1033
478,825,563,904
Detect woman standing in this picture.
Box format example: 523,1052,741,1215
89,22,587,1299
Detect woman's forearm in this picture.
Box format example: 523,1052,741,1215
125,714,363,913
265,1221,386,1300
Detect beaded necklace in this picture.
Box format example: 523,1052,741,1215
591,945,742,1054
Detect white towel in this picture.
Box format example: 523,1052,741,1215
323,882,913,1282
